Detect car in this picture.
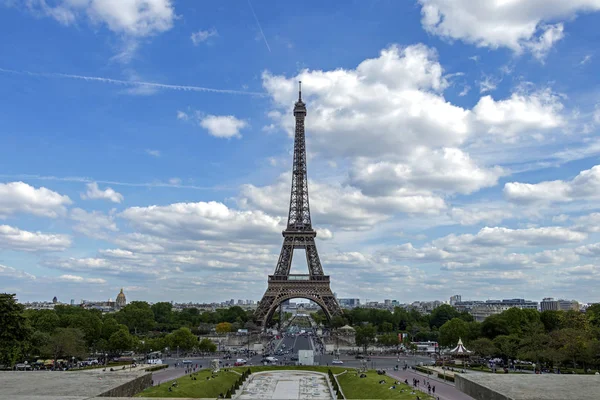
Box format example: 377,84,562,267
355,355,365,359
291,356,299,361
332,360,344,365
234,361,246,366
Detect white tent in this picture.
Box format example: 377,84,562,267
449,338,472,355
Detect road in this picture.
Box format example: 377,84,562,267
149,332,475,399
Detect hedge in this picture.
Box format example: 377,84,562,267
145,364,168,372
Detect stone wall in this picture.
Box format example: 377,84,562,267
98,373,152,397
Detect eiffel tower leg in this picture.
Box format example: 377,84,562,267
305,240,324,276
274,237,294,276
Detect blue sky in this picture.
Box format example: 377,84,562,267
2,0,600,304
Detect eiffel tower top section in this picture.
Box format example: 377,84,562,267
286,81,313,233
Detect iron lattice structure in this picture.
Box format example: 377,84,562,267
255,82,342,330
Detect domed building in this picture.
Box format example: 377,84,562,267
116,288,126,309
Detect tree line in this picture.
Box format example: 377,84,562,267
3,293,600,372
0,295,249,367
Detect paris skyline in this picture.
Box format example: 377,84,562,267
2,1,600,304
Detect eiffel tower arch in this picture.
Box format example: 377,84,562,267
255,82,342,331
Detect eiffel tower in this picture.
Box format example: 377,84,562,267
254,82,342,330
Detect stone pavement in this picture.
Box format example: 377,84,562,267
387,368,475,400
457,373,600,400
0,367,150,399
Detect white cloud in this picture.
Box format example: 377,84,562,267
0,264,36,280
348,148,504,196
472,89,564,139
479,75,500,94
0,225,71,252
239,176,446,230
263,44,471,159
145,149,161,157
0,181,72,218
434,226,586,249
199,115,248,139
23,0,176,37
70,208,118,239
119,201,282,242
504,165,600,204
57,274,106,284
81,182,124,203
450,207,513,226
418,0,600,57
191,28,218,45
176,110,189,120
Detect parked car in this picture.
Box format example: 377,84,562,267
332,360,344,365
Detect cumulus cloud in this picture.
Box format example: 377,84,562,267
81,182,124,203
57,274,106,284
0,264,36,280
417,0,600,57
199,115,248,139
263,44,470,159
472,89,565,139
434,226,586,249
0,225,71,252
0,181,72,218
348,148,504,196
120,201,282,242
22,0,176,37
191,28,218,45
504,165,600,204
239,175,446,230
70,208,118,239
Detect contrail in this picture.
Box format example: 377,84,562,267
0,174,232,191
0,67,266,96
247,0,271,53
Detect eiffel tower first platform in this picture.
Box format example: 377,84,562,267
254,82,342,330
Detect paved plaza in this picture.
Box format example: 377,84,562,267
457,373,600,400
237,370,334,400
0,367,150,400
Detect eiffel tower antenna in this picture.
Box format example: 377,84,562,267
255,81,342,330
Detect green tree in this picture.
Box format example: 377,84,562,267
151,302,173,325
167,327,197,351
45,328,87,364
518,332,550,365
378,333,399,347
380,322,394,332
469,338,498,358
331,315,348,329
101,317,121,340
429,305,461,328
438,318,468,347
586,304,600,328
24,309,60,333
198,338,217,353
109,327,133,353
27,330,52,358
540,310,563,333
115,301,155,334
355,324,377,353
493,334,520,363
0,293,31,367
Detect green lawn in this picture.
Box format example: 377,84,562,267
338,371,435,400
135,369,240,398
135,366,435,399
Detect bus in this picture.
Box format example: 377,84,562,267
414,341,438,354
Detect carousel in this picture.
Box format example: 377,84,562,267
448,338,472,364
